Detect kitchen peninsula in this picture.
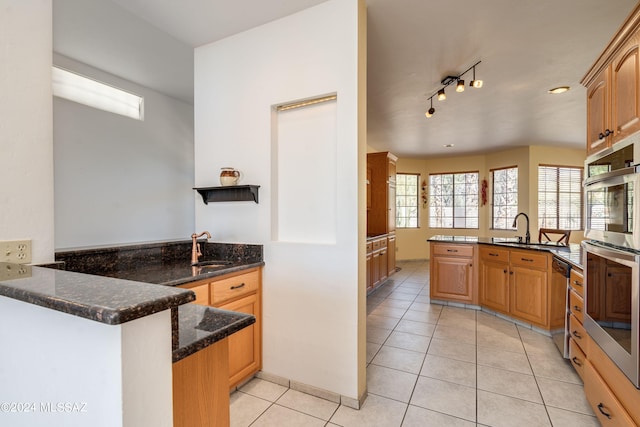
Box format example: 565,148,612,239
0,240,263,427
428,235,582,331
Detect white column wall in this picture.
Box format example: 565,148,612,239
0,0,55,263
195,0,364,399
0,297,173,427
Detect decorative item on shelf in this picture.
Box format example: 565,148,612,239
220,167,240,186
424,60,483,119
421,179,428,209
481,178,488,206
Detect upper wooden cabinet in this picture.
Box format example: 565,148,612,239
367,152,397,236
583,5,640,157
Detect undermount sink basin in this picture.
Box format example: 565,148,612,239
491,240,570,251
193,260,232,268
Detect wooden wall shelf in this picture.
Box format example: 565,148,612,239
194,185,260,204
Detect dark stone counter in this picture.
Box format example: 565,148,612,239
172,304,255,362
428,235,584,270
0,262,194,325
52,240,264,362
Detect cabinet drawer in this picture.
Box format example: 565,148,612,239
584,360,636,427
433,244,473,257
569,313,587,353
569,337,586,380
378,237,388,249
510,250,548,269
372,239,382,250
569,289,584,323
570,268,584,297
179,282,210,306
480,246,509,263
366,242,373,253
211,270,260,305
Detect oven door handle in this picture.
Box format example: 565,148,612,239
582,241,640,265
584,166,638,186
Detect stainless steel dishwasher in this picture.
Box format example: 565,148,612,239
551,257,571,358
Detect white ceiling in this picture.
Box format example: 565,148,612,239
54,0,638,157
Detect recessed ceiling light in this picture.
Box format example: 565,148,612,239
548,86,570,94
443,144,454,148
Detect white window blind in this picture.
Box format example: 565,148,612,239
538,165,583,230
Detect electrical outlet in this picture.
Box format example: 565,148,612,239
0,263,32,280
1,240,32,264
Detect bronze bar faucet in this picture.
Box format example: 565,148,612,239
191,231,211,265
512,213,530,244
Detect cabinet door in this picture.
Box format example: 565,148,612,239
379,248,388,282
612,41,640,143
431,256,473,302
371,251,380,288
219,292,261,389
510,266,547,327
387,234,396,276
479,260,509,313
366,253,372,291
586,67,611,157
387,159,396,233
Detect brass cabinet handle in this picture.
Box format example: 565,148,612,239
447,249,458,252
230,283,246,290
521,258,534,262
503,269,508,273
572,330,582,339
573,280,583,287
573,305,582,312
571,356,582,367
489,253,499,257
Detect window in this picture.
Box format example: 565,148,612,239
428,172,479,228
492,166,518,229
538,165,584,230
52,66,144,120
396,173,419,228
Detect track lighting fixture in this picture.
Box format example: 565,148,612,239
425,97,435,118
424,61,482,119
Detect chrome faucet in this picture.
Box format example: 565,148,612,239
191,231,211,265
512,213,530,244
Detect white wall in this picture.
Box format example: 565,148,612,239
0,0,54,263
195,0,366,401
53,54,195,249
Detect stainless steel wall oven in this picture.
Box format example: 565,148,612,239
582,240,640,387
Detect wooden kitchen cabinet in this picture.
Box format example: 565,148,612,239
479,247,510,313
367,152,397,236
430,243,476,304
583,5,640,157
179,267,262,389
387,232,396,276
510,250,549,327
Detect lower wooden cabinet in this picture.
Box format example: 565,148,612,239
430,243,476,304
478,247,550,328
173,337,230,427
179,267,262,389
366,233,396,293
584,359,636,426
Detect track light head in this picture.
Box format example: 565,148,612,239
437,88,446,101
471,79,483,88
456,79,465,92
425,107,435,118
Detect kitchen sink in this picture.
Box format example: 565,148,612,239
490,240,570,251
193,260,232,268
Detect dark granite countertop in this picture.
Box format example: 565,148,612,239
52,240,265,362
428,235,584,270
172,304,255,362
0,262,194,325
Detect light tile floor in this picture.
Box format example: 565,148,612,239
230,260,599,426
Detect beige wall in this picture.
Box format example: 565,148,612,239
391,145,586,260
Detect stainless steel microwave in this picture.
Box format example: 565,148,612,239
584,166,640,250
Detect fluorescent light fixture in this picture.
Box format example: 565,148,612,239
52,66,144,120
